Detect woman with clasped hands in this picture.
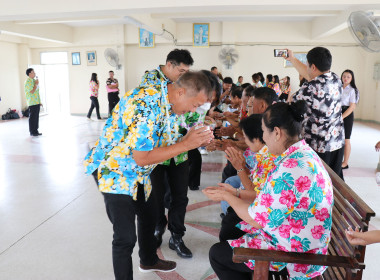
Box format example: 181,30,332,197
204,100,334,280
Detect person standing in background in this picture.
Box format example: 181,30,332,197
236,76,243,86
24,68,42,137
286,47,345,179
106,70,120,116
341,69,360,170
87,73,101,120
279,76,291,100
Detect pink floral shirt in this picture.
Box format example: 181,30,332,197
229,140,333,280
90,81,99,97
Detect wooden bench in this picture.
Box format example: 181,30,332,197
232,163,375,280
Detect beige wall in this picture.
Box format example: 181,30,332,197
29,46,126,116
1,22,380,123
0,41,22,115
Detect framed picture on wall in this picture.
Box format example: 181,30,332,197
87,51,97,66
193,23,209,47
72,52,81,65
139,28,155,48
284,52,307,68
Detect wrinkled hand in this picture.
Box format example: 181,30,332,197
225,146,245,170
223,111,234,117
345,227,367,246
218,183,237,195
182,126,214,150
202,186,230,201
215,126,235,137
375,141,380,152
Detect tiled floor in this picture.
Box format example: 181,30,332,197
1,115,380,280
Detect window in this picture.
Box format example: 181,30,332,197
40,52,68,65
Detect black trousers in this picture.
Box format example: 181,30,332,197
210,241,289,280
28,104,40,135
222,161,237,183
108,91,120,116
102,186,158,280
188,148,202,189
219,207,245,242
87,96,101,119
210,241,254,280
150,159,190,236
317,146,345,180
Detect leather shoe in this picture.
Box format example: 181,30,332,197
169,233,193,258
139,258,176,273
154,228,165,248
30,133,39,137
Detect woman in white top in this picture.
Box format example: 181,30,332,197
341,69,360,169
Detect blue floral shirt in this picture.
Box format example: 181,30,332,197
140,66,186,165
84,85,177,201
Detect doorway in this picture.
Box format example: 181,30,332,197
30,52,70,115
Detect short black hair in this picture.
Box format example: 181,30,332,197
307,47,332,72
109,70,114,73
263,100,307,139
253,87,278,106
241,83,251,89
266,74,273,82
239,114,264,144
243,85,255,97
257,72,265,84
231,87,243,99
166,49,194,66
238,76,243,79
211,66,217,71
201,70,222,105
223,77,233,84
252,73,260,82
26,68,34,76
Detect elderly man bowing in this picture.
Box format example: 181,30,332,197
84,71,214,280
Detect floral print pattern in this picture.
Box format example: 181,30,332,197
83,84,178,201
24,78,41,106
294,72,344,153
140,66,187,165
229,140,333,280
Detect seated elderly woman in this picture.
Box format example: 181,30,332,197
203,100,334,280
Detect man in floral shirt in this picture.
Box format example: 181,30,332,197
287,47,345,179
84,71,213,279
140,49,196,259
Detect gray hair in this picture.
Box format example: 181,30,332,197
175,71,213,100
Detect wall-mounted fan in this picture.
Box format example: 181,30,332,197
348,11,380,52
218,47,239,69
104,48,122,70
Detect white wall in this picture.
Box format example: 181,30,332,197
0,41,22,115
29,46,126,116
3,21,380,124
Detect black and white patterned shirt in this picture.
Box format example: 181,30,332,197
294,72,344,153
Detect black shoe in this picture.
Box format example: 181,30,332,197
189,186,199,191
169,233,193,258
30,133,39,137
342,165,349,170
139,259,176,273
36,132,42,136
154,228,165,248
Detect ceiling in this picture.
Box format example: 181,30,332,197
1,1,380,43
